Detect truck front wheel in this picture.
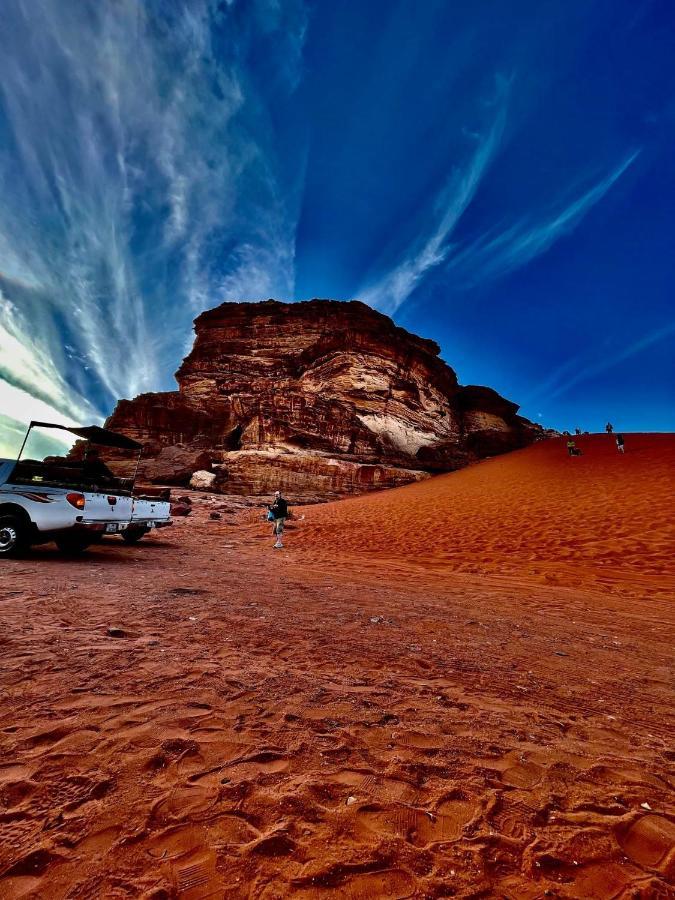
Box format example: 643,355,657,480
0,515,30,557
121,527,148,545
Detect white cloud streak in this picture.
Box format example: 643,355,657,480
358,100,637,316
359,90,509,315
544,320,675,403
446,151,640,285
0,288,99,421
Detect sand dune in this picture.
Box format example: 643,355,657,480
0,433,673,898
300,433,675,587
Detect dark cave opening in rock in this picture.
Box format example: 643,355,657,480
226,424,243,450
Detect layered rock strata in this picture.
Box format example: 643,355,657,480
106,299,541,498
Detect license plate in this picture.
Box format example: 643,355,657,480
105,523,119,533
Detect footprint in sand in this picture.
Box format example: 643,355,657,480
390,730,444,751
341,869,416,899
229,750,289,775
75,826,121,856
327,770,420,805
170,849,224,900
0,778,37,810
0,876,44,899
247,830,298,857
355,797,476,847
0,764,34,783
209,814,261,846
489,796,534,840
147,824,211,860
0,847,63,900
564,860,646,900
585,764,668,790
21,723,82,751
16,773,114,819
500,760,543,789
150,784,219,827
147,816,261,872
295,868,416,899
617,814,675,870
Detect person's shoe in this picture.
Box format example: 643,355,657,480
274,541,283,549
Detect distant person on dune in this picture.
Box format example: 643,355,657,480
567,439,582,457
268,490,289,549
575,427,581,435
606,422,614,434
616,433,625,454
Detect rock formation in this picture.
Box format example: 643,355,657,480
106,299,542,498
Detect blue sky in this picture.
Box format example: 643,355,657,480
1,0,673,456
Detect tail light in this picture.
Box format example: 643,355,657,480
107,496,117,506
66,492,86,510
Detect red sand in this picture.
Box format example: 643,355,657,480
0,433,673,898
298,433,675,589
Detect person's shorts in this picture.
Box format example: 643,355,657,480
274,517,285,533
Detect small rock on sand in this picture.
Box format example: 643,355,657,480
190,470,217,490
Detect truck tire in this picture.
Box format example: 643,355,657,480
121,527,148,544
0,515,30,557
55,535,92,555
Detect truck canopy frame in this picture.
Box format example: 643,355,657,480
26,421,142,450
10,421,143,495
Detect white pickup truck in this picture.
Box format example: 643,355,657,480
0,421,171,557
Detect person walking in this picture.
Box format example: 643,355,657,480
268,490,289,548
567,438,581,457
615,433,625,454
605,422,614,434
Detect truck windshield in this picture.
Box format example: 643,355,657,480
11,425,137,495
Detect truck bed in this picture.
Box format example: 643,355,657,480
133,486,171,502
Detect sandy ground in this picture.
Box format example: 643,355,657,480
0,433,673,899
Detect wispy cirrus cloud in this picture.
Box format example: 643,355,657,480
359,83,510,315
445,150,640,286
0,0,307,456
0,285,100,456
545,319,675,403
0,287,98,422
356,61,638,317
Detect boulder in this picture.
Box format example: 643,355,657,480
189,470,217,490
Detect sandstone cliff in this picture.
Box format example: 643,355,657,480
106,299,541,498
